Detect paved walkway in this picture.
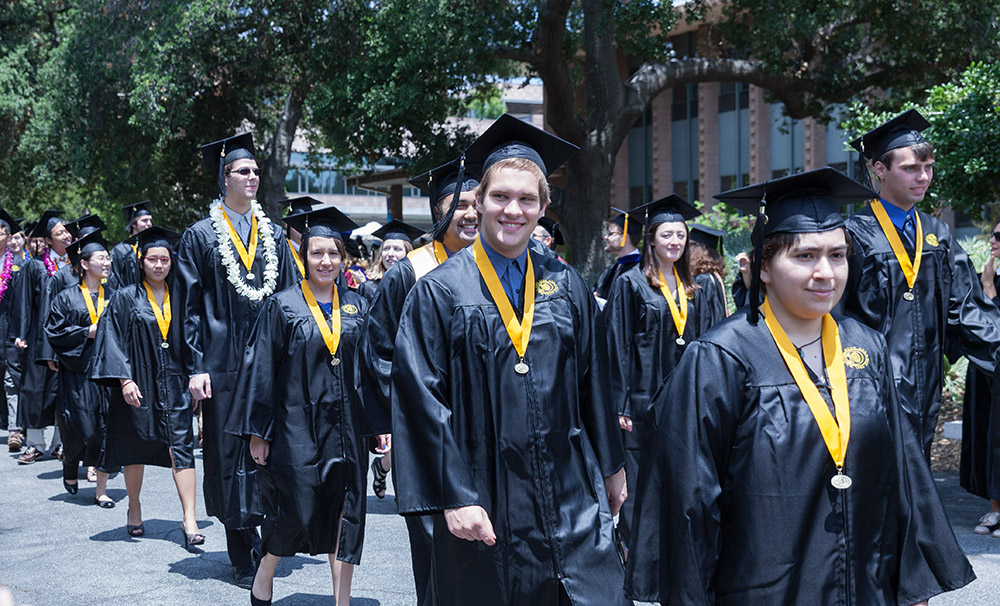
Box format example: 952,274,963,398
1,433,998,605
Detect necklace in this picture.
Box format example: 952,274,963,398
793,334,822,352
209,198,279,302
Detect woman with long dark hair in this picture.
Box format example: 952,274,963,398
91,226,202,545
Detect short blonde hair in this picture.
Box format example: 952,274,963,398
477,157,550,207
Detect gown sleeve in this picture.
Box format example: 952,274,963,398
12,261,38,342
943,237,1000,373
391,278,481,514
174,229,206,376
89,289,134,385
603,274,637,418
625,339,748,605
43,290,91,360
227,296,289,442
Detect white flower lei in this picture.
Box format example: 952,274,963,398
209,198,279,302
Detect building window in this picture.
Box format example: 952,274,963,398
718,82,750,191
672,83,699,203
628,106,654,206
770,103,804,178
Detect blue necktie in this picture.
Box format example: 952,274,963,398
902,215,916,247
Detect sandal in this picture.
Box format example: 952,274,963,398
371,456,388,499
95,495,116,509
127,510,145,537
181,524,206,550
86,467,98,483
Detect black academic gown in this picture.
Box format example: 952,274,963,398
391,245,628,606
594,252,640,303
842,206,1000,458
44,282,115,469
12,256,61,429
90,284,194,469
108,241,141,290
356,277,379,303
227,284,369,562
603,265,724,549
625,310,976,605
174,214,296,529
960,271,1000,501
696,270,729,321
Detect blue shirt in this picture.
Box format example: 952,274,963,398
222,203,253,244
480,239,528,308
879,197,917,246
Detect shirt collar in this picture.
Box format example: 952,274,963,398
222,202,252,225
479,237,528,274
879,197,916,231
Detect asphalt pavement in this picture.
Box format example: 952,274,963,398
1,431,999,605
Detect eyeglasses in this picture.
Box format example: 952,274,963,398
227,168,261,177
991,232,1000,241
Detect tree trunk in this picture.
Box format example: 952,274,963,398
560,144,617,283
259,83,310,220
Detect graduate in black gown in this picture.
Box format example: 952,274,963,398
0,211,24,442
626,168,974,606
841,110,1000,459
13,210,72,463
603,194,724,558
90,226,203,545
594,209,642,306
688,223,730,320
108,201,153,290
358,158,479,606
391,114,628,606
175,132,296,586
44,231,117,506
356,220,422,303
960,219,1000,536
228,205,369,606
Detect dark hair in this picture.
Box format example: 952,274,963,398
688,241,727,278
0,220,9,236
876,141,935,169
76,248,108,278
641,221,696,295
300,232,347,279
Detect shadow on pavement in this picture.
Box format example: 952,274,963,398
936,473,1000,558
88,518,216,547
48,487,128,506
277,594,380,605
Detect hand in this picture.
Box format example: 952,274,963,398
735,252,751,288
46,360,58,372
604,467,627,516
250,435,270,466
618,415,633,432
87,324,97,339
188,373,212,401
14,338,26,349
375,433,391,453
983,258,997,299
121,380,142,407
444,505,496,545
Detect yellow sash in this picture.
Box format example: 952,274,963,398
433,240,449,264
472,237,535,366
657,266,688,340
871,200,922,291
407,242,442,281
222,211,259,270
131,243,139,258
80,283,106,325
287,238,305,277
143,281,171,342
301,279,341,362
761,296,851,471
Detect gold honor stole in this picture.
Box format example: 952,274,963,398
80,283,107,325
472,237,535,375
657,266,688,346
762,296,853,489
143,281,172,348
301,279,342,367
870,200,922,301
223,211,259,271
287,238,305,277
407,241,450,281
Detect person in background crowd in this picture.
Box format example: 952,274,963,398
356,220,423,303
108,201,154,289
0,211,23,452
594,208,642,306
688,223,731,319
626,167,974,606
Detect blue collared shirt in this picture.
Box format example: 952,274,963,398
879,197,917,246
222,203,253,244
480,238,528,307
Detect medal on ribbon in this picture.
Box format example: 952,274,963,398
301,279,342,367
472,237,535,375
871,200,922,302
143,281,171,348
657,266,688,346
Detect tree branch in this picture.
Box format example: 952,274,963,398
532,0,585,144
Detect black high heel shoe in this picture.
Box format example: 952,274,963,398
181,524,206,550
127,509,144,537
62,478,78,495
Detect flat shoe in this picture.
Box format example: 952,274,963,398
974,511,1000,534
63,479,78,495
16,446,43,464
95,495,116,509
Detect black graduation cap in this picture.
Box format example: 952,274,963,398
713,166,878,323
122,201,152,225
464,113,579,178
30,210,65,239
65,214,108,239
282,196,322,219
0,209,22,236
688,224,724,253
282,204,359,241
409,158,481,243
631,194,701,230
67,230,109,268
200,132,255,196
343,236,366,260
130,225,183,253
21,221,34,237
850,109,931,162
537,217,565,247
372,220,425,244
609,206,644,247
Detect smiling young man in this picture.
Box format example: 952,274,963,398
174,132,295,587
840,110,1000,461
390,115,627,606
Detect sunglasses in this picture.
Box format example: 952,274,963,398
991,232,1000,241
227,168,261,177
